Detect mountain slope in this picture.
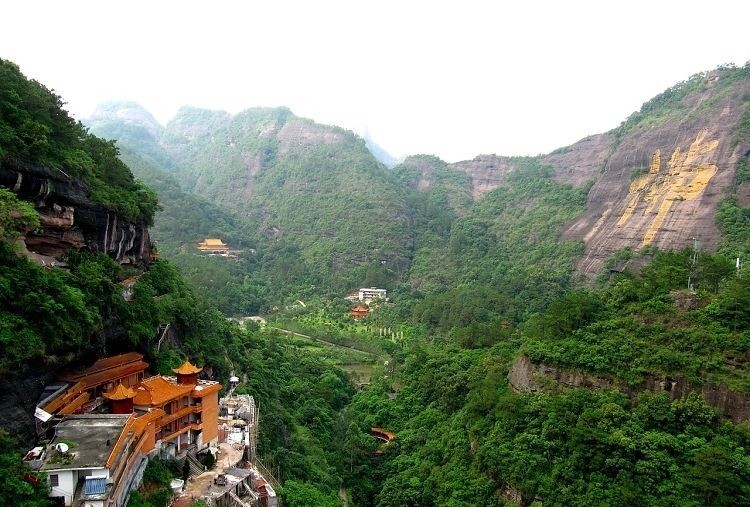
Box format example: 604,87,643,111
442,66,750,278
91,105,415,292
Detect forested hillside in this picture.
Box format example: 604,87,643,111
3,56,750,507
85,63,750,507
0,60,364,507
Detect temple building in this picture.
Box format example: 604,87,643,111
37,353,149,428
349,305,370,319
197,238,230,255
132,360,222,455
31,356,221,506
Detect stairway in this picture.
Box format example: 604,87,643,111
186,453,205,476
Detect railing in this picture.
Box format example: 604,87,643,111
254,458,281,490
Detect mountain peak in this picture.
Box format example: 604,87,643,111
88,101,164,140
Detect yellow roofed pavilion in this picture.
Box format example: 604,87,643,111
197,238,229,253
172,359,202,375
103,383,136,401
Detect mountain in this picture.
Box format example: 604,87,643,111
90,105,415,295
438,67,750,278
87,65,750,317
0,62,356,507
5,57,750,507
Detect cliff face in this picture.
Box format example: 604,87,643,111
451,155,516,199
509,355,750,423
448,70,750,278
557,72,749,277
0,161,152,265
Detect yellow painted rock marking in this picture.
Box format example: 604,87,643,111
615,129,719,246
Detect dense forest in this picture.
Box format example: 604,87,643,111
2,57,750,507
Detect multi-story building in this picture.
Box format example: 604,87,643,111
38,353,148,424
39,412,162,507
32,356,221,506
358,287,387,303
132,360,222,455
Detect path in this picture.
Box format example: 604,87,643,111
172,442,244,504
267,327,377,357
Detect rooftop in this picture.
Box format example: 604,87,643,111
198,238,228,246
58,353,148,390
133,376,194,407
40,415,130,471
60,353,144,380
103,383,135,401
173,359,202,375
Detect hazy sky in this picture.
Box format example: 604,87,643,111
2,1,749,162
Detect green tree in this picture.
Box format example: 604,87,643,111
0,429,52,507
0,188,39,241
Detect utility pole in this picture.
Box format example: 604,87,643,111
688,237,699,291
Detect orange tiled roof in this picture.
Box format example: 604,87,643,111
60,361,149,392
104,383,136,401
132,408,165,434
172,360,202,375
59,353,146,382
105,414,137,468
133,376,194,407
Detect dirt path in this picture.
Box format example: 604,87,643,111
172,442,245,504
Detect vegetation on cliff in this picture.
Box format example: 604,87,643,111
4,58,750,507
0,59,157,223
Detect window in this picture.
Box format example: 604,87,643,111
49,474,59,487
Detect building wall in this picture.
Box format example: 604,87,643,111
49,470,75,506
48,468,109,507
200,392,219,444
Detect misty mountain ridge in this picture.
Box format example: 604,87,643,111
88,64,750,288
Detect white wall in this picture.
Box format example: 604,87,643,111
49,470,75,506
48,468,109,506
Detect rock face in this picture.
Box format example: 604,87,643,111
448,70,750,278
452,155,516,199
0,161,152,265
552,72,750,277
508,355,750,423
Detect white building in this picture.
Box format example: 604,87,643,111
356,287,387,303
39,414,150,507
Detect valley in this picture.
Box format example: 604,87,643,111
2,58,750,507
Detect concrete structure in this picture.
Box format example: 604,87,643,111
218,394,258,463
345,287,388,304
40,414,158,507
209,467,277,507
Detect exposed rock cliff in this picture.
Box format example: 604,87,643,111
447,69,750,278
452,154,516,199
0,161,152,265
509,355,750,423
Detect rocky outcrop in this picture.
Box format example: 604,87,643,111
557,72,750,278
448,70,750,279
0,161,152,265
508,355,750,423
276,117,347,155
452,155,516,199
